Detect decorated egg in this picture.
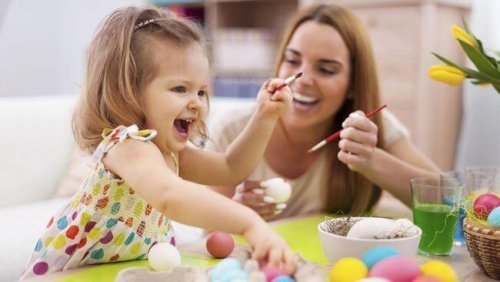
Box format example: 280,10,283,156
347,218,394,239
211,258,242,281
148,242,181,272
272,276,295,282
362,246,399,269
420,260,457,282
487,206,500,227
329,257,368,282
218,269,248,282
473,193,500,219
206,231,234,259
357,279,390,282
263,266,286,281
261,178,292,203
369,256,420,281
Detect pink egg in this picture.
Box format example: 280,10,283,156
473,193,500,219
263,266,285,282
206,232,234,259
413,275,442,282
369,256,420,282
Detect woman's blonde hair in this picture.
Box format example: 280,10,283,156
73,6,209,153
275,4,385,214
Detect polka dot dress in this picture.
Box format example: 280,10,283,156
21,125,176,279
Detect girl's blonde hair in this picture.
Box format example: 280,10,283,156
275,4,385,215
73,6,209,153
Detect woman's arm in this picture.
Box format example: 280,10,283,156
338,111,440,207
357,139,440,207
179,79,291,186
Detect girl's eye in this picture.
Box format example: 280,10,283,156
198,90,207,98
171,86,187,93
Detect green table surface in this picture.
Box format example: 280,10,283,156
60,214,329,282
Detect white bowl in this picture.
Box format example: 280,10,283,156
317,217,422,265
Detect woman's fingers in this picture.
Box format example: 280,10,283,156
339,127,377,146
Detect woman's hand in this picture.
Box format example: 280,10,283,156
337,111,378,172
233,180,286,221
255,78,292,120
243,221,297,275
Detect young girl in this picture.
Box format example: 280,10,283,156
21,6,295,279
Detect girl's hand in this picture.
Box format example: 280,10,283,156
233,181,286,220
256,78,292,120
243,221,297,275
337,111,378,172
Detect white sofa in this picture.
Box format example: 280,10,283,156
0,94,252,282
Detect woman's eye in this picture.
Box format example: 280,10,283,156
319,68,335,75
285,59,299,66
171,86,187,93
198,90,207,97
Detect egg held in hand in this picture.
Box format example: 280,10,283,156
148,242,181,272
206,231,235,259
261,178,292,204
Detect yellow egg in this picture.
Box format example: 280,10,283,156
420,260,457,282
329,257,368,282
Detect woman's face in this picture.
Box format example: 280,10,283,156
278,21,351,131
142,40,209,153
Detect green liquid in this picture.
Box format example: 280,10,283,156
413,204,459,255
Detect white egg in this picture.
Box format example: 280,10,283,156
347,218,395,239
148,242,181,272
261,178,291,203
391,218,419,236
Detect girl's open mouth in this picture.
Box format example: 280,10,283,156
174,119,192,138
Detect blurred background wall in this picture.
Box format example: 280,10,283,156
0,0,498,169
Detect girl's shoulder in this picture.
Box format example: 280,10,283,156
90,125,159,166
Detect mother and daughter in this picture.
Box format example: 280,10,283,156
22,3,439,279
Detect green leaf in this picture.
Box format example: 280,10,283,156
432,52,500,85
461,16,471,34
459,40,500,78
463,68,500,85
432,53,463,69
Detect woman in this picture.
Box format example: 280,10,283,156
209,4,440,220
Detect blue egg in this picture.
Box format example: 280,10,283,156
218,269,248,282
273,275,295,282
361,246,399,269
210,258,242,281
487,206,500,227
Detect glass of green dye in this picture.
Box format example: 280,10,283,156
410,177,464,256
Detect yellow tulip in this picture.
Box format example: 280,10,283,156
428,65,466,86
451,25,475,46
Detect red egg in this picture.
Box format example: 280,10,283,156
206,232,234,259
473,193,500,219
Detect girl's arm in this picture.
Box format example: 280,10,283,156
103,139,296,273
179,78,292,186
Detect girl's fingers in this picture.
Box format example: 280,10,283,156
283,249,297,275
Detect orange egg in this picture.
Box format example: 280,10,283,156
206,232,234,259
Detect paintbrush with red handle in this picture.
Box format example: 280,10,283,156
308,104,388,153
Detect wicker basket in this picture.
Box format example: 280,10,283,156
464,218,500,279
